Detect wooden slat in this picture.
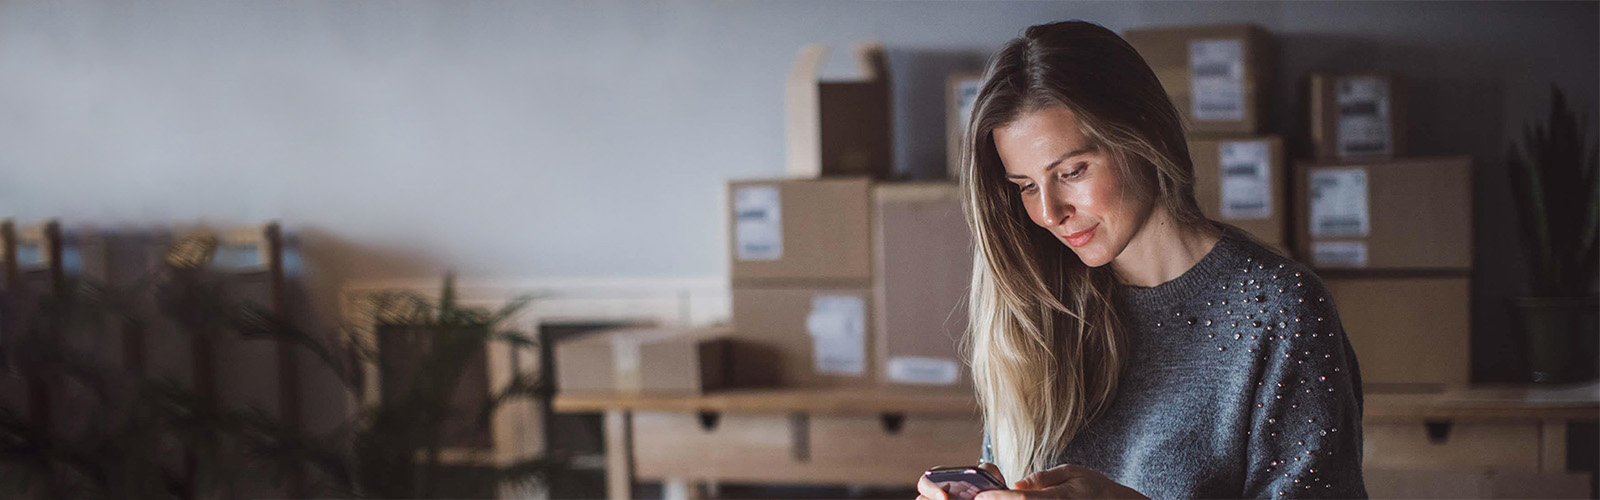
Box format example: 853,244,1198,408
1363,384,1599,422
555,388,977,416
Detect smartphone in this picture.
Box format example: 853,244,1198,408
924,465,1008,500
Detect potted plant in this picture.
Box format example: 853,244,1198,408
1507,84,1599,383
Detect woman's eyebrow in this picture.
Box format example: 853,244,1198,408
1006,145,1096,179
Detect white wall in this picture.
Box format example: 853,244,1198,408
1,0,1595,382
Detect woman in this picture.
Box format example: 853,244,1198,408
916,21,1367,499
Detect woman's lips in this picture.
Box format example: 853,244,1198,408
1064,224,1097,248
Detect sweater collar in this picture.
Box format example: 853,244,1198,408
1113,225,1251,317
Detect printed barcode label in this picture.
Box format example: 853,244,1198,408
1188,39,1246,122
733,185,783,261
1219,140,1272,220
1336,76,1393,158
1313,241,1369,268
1309,168,1370,237
886,357,960,386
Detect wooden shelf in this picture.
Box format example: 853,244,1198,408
556,382,1599,422
554,387,978,416
1363,382,1600,422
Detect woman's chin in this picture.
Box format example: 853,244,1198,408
1069,246,1113,267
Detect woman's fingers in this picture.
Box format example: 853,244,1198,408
916,474,950,500
1020,463,1092,488
977,462,1010,489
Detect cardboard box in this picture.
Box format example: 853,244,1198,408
1294,156,1473,270
1325,276,1470,388
946,71,985,180
1189,136,1286,250
786,44,892,179
873,183,973,389
1309,72,1407,161
730,287,875,388
555,325,733,394
1124,24,1271,135
727,178,873,287
1364,469,1593,499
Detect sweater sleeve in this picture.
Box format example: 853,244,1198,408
1242,284,1368,499
981,429,994,465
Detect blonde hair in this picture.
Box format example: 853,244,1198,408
958,20,1216,481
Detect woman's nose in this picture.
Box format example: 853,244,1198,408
1039,186,1072,227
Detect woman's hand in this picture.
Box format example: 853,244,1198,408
916,463,1007,500
973,464,1148,500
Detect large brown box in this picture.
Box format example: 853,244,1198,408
727,178,873,287
555,326,733,394
730,287,875,388
1325,276,1470,389
1364,469,1592,499
872,183,973,389
1124,24,1271,135
1309,72,1407,161
1294,156,1473,270
785,44,892,179
1189,136,1286,250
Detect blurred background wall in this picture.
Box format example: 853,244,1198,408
0,0,1594,386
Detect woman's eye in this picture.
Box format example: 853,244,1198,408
1063,163,1088,179
1019,183,1037,194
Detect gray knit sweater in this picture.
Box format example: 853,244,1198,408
981,227,1367,499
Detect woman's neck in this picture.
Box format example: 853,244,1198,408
1110,205,1221,288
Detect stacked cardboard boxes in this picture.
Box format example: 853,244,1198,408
725,179,973,391
728,178,877,387
1189,136,1287,250
1126,24,1289,249
1294,155,1474,389
1308,72,1407,161
1124,24,1271,135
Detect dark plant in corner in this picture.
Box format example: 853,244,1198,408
1506,84,1599,383
0,234,563,499
193,272,566,498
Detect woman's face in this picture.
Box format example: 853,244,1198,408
992,106,1154,267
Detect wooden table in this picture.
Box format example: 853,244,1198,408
554,383,1599,500
555,388,979,499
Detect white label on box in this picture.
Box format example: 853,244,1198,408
1309,168,1371,237
1188,39,1246,122
805,294,866,376
611,337,644,392
886,356,960,385
1219,140,1272,220
1336,76,1393,158
733,185,783,261
956,78,983,134
1313,241,1369,268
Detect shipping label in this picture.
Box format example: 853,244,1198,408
1336,76,1393,158
1219,140,1273,220
886,356,960,386
1309,168,1371,237
1189,39,1246,122
805,294,866,376
733,185,783,261
1313,241,1370,268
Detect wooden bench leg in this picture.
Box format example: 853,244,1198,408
606,409,635,500
1540,420,1568,473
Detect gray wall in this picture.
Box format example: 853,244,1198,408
1,0,1595,383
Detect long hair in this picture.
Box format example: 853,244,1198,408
958,20,1213,481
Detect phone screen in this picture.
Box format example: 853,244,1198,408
924,466,1007,500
